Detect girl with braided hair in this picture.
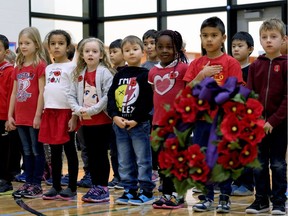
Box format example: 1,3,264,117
148,29,188,209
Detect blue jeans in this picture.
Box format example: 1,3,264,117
254,121,287,205
17,126,45,185
193,120,232,200
113,121,155,192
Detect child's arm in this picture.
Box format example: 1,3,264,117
192,61,222,82
68,114,78,132
7,80,17,131
33,75,45,129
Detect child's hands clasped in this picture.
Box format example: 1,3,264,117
113,116,137,130
113,116,127,128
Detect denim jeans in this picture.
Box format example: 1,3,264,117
17,126,45,185
254,121,287,205
193,120,232,200
113,121,155,192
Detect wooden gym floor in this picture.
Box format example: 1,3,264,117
0,152,287,216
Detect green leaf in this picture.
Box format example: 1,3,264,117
230,168,244,180
231,93,245,103
211,164,230,182
174,127,192,148
173,178,194,196
203,112,213,123
246,159,261,169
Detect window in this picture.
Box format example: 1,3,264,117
31,0,83,16
167,0,226,11
32,18,83,44
104,18,157,45
104,0,156,16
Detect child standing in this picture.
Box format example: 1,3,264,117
107,39,126,190
141,29,160,184
8,27,47,198
230,31,255,196
0,34,15,195
39,29,79,200
183,16,243,213
245,18,287,215
68,37,115,203
141,29,159,70
107,35,155,205
149,30,188,209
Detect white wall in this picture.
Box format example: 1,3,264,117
0,0,29,47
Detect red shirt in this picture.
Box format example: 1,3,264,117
183,53,243,86
0,61,14,120
148,62,188,126
81,70,112,126
13,61,46,126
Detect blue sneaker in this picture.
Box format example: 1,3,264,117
128,190,155,205
61,174,69,186
14,172,26,183
232,185,253,196
45,178,53,186
77,172,92,188
115,189,137,205
82,185,109,203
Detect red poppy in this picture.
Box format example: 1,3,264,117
239,143,258,165
245,98,263,119
222,101,245,116
220,113,244,141
164,137,179,152
158,150,175,169
174,97,198,123
217,138,235,153
190,161,210,182
217,150,241,169
184,144,205,167
78,75,83,82
158,110,180,132
174,85,193,105
239,118,265,146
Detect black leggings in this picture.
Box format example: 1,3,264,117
81,124,111,186
50,132,78,191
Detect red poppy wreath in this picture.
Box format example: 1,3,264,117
151,77,265,196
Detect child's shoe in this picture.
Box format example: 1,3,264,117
22,184,43,198
45,178,53,186
245,195,270,214
0,180,13,195
152,194,170,209
128,190,155,205
115,189,137,205
77,172,92,188
57,188,77,201
192,195,214,212
232,185,253,196
82,185,109,203
114,182,124,190
216,194,231,213
107,178,119,189
271,203,286,215
42,187,60,200
61,174,69,186
12,183,31,198
162,193,185,209
14,172,26,183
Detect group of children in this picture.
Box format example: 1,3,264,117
0,15,286,215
